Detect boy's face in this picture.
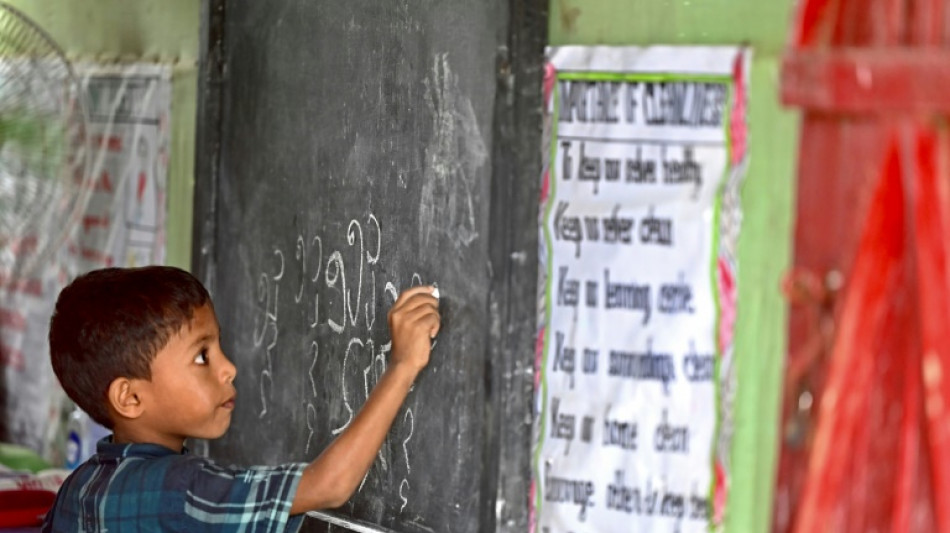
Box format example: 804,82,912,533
133,303,237,451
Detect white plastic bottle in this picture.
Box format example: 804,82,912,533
64,407,86,469
65,407,110,469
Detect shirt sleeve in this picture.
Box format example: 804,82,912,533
176,457,307,533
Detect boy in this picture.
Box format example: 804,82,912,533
42,265,440,532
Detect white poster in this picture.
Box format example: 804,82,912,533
533,46,749,533
70,63,170,270
0,64,170,462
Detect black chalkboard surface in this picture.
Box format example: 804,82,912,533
193,1,546,531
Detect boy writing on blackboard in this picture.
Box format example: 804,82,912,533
41,266,440,532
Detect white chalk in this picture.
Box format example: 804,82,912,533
432,287,440,299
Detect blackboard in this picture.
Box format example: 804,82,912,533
192,1,546,531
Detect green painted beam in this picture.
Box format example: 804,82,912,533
549,2,799,532
3,0,198,62
550,0,794,56
730,57,797,533
5,0,199,270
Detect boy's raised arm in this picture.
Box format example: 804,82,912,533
290,286,440,513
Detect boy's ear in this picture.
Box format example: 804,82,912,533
107,377,145,420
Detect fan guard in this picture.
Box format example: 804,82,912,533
0,2,91,283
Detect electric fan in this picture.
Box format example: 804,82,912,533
0,2,90,283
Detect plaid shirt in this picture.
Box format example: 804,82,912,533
42,438,306,532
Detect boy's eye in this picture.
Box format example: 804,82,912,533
194,350,209,365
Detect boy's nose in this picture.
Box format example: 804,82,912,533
221,354,237,384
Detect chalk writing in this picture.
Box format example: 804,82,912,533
308,236,323,328
294,235,306,303
344,220,365,327
402,409,414,473
308,341,319,396
325,251,347,334
365,213,381,265
253,249,284,417
305,341,320,453
398,409,415,514
251,212,428,512
399,479,410,514
305,403,317,455
331,338,364,436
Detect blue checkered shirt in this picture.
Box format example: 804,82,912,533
42,438,306,532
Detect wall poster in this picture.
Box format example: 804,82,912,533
0,63,170,462
533,46,749,533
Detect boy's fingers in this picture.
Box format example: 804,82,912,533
394,302,441,338
399,301,441,327
393,285,437,305
391,286,439,313
419,308,441,339
389,297,439,326
427,314,441,338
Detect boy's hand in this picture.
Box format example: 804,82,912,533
294,285,441,512
388,286,441,374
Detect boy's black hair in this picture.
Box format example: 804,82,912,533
48,266,212,429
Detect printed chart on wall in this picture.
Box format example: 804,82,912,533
0,63,169,459
71,63,170,271
532,46,749,533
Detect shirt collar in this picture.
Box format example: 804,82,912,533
95,436,190,462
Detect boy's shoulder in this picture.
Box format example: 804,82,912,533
45,441,307,532
46,441,206,522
